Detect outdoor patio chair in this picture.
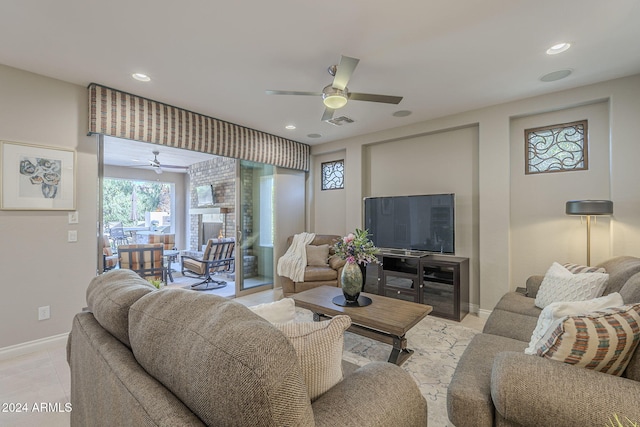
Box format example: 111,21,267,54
108,221,131,249
118,243,165,282
181,238,235,290
101,235,118,272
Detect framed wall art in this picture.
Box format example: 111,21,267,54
0,140,76,210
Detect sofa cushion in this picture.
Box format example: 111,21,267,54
85,269,156,347
128,288,315,426
274,315,351,401
524,293,624,355
535,303,640,376
306,244,330,266
492,292,542,318
447,333,527,427
597,256,640,295
620,271,640,305
248,298,296,323
304,266,338,281
535,262,608,309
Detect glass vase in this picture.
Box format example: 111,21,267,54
341,262,363,303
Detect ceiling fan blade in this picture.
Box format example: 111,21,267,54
265,90,322,96
332,55,360,91
321,107,335,122
160,164,189,169
349,92,403,104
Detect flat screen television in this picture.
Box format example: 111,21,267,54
364,193,455,254
196,185,215,207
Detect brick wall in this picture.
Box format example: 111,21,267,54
188,157,236,251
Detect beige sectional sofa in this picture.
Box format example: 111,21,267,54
67,269,428,426
447,256,640,426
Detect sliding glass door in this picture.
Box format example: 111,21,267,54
235,160,274,296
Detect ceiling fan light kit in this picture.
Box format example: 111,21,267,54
266,55,403,122
322,85,348,109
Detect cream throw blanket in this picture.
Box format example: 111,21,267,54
277,232,316,282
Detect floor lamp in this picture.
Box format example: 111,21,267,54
566,200,613,266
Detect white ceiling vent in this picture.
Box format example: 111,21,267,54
324,116,355,126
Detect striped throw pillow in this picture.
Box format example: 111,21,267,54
535,304,640,376
274,315,351,401
563,262,606,274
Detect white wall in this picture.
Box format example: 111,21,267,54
510,101,611,285
0,64,97,349
311,150,346,235
311,74,640,314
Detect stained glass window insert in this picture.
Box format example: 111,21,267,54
525,120,588,174
321,160,344,190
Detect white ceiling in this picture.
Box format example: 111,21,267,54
2,0,640,168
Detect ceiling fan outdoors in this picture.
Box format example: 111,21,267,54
265,55,403,122
147,150,189,174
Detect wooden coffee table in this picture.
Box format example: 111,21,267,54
291,286,432,365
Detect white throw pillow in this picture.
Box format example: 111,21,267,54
274,315,351,401
524,292,624,355
248,298,296,324
534,262,609,309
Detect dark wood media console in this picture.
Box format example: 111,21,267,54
363,251,469,321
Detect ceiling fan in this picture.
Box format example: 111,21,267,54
147,150,189,174
266,55,403,122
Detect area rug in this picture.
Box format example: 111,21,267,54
295,308,479,427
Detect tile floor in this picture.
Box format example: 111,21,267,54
0,287,484,427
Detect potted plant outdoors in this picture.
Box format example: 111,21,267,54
333,229,379,303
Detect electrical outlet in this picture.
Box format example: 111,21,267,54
68,230,77,242
38,306,50,321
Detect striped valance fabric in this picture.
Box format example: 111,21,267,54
88,83,310,171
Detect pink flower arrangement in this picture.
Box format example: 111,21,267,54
333,229,379,265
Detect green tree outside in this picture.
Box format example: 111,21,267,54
103,178,171,229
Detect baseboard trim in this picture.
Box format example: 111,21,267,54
0,333,69,361
478,308,493,320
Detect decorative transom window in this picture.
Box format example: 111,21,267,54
321,160,344,190
525,120,588,174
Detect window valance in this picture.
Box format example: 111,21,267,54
88,83,310,171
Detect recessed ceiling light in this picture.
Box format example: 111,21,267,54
307,133,322,138
546,42,571,55
285,124,296,130
540,69,573,82
392,110,412,117
132,73,151,82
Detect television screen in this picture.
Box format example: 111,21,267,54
196,185,214,207
364,194,455,254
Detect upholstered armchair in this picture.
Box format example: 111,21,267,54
280,234,346,296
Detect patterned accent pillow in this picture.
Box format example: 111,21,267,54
535,304,640,376
563,262,606,274
524,293,624,355
274,315,351,401
535,262,609,309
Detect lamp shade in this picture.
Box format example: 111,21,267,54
566,200,613,215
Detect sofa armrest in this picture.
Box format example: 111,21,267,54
491,352,640,427
525,275,544,298
312,362,428,427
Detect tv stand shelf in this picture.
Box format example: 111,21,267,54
364,252,469,321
